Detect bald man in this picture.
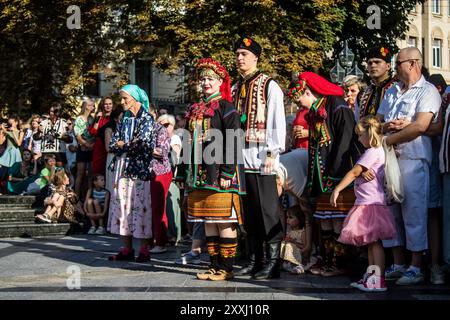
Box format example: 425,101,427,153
377,47,441,285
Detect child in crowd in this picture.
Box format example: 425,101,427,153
84,174,110,235
35,170,78,224
281,208,312,274
39,154,56,188
25,154,56,195
330,115,396,292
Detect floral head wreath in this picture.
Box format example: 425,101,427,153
287,79,307,99
196,58,232,102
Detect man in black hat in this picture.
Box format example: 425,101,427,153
232,36,286,279
357,46,396,121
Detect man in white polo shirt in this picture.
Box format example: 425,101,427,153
377,47,441,285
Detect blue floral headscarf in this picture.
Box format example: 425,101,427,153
120,84,150,112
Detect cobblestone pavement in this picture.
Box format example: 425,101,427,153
0,235,449,300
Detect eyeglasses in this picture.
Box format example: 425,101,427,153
395,59,419,68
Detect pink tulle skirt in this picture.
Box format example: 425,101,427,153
338,204,396,247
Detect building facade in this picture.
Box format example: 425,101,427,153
398,1,450,82
85,59,187,113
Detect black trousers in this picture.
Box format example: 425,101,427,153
242,173,283,244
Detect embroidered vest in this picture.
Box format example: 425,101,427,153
233,72,272,143
359,76,396,119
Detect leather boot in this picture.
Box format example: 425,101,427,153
236,236,263,276
252,242,281,280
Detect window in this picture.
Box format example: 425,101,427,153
433,39,442,68
422,38,426,63
135,59,152,98
448,40,450,67
432,0,441,14
408,36,418,48
83,73,100,97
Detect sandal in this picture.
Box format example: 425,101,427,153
108,249,135,261
135,252,151,263
309,257,325,275
321,266,347,277
197,268,217,280
35,213,52,223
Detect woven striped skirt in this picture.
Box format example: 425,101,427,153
187,189,242,224
313,188,355,220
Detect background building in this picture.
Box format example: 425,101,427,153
84,59,188,114
398,1,450,82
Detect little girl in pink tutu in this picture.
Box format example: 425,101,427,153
330,115,396,292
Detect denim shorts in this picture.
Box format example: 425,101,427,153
192,222,205,241
428,148,442,208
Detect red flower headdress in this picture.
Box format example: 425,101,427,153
196,58,232,102
288,72,344,98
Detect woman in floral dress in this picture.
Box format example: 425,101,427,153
107,84,157,262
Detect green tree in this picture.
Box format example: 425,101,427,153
0,0,423,115
151,0,347,86
149,0,422,88
0,0,154,115
329,0,424,76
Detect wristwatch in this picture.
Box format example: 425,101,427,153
266,150,276,159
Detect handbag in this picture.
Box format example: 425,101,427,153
382,137,404,203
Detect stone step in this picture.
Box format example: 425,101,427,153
0,203,33,209
0,208,36,223
0,222,72,238
0,195,36,206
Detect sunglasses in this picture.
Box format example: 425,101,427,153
161,122,171,127
395,58,419,68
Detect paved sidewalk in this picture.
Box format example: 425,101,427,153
0,235,449,300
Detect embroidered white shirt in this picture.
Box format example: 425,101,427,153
242,80,286,173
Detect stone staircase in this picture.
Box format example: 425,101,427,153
0,195,73,238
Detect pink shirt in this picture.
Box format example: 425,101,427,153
354,146,386,205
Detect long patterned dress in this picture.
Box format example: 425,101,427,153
107,107,156,239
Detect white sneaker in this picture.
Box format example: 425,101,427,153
430,265,445,285
175,251,201,265
149,246,167,254
396,268,424,286
95,227,105,235
290,264,305,274
282,261,294,273
385,264,407,281
354,274,387,292
87,226,96,235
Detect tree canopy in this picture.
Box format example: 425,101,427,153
0,0,421,115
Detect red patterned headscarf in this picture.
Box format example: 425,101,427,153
196,58,232,102
288,72,344,98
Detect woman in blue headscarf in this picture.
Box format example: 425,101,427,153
107,84,157,262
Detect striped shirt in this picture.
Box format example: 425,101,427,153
92,188,108,207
